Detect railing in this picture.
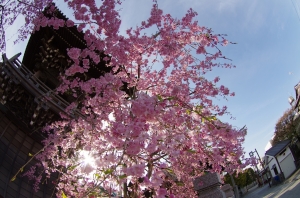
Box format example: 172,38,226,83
1,53,85,119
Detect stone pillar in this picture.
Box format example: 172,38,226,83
193,173,226,198
229,174,239,198
220,184,234,198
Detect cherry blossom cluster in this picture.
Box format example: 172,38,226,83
1,0,251,197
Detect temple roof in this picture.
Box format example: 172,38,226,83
22,4,110,88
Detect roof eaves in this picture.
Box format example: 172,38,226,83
265,139,291,157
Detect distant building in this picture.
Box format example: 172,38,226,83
265,140,297,179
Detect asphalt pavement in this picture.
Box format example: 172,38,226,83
242,169,300,198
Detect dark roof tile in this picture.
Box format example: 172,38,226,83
265,139,291,157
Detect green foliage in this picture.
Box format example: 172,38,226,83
224,168,256,188
118,174,127,179
103,168,113,175
62,191,67,198
10,176,16,182
272,108,300,146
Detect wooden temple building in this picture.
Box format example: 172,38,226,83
0,7,109,198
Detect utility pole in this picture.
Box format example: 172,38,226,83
229,173,240,198
254,149,264,169
249,150,264,186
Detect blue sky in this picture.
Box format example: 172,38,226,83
4,0,300,159
115,0,300,159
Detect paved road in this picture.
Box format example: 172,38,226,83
243,170,300,198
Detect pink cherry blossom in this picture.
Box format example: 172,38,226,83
1,0,252,197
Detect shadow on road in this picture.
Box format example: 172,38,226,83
276,180,300,198
243,179,300,198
